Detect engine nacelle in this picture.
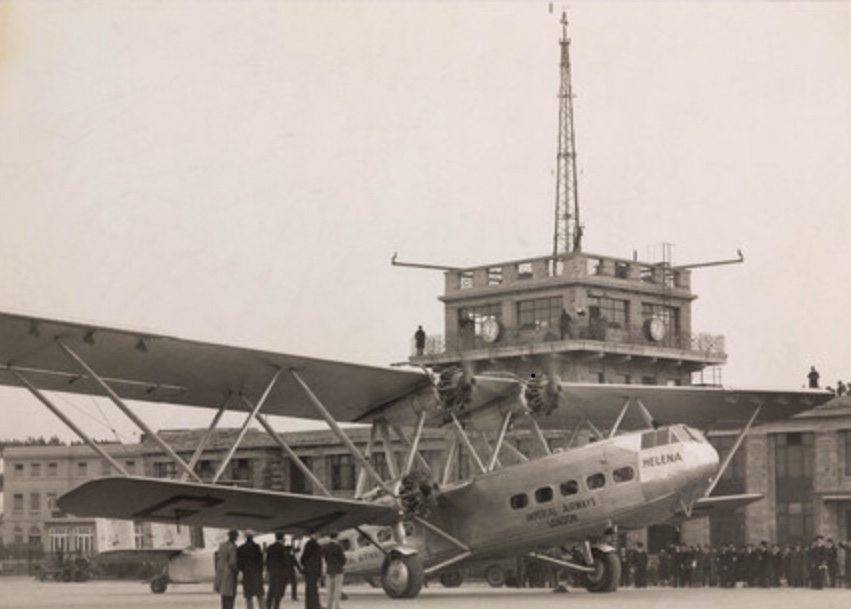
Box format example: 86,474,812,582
523,374,562,416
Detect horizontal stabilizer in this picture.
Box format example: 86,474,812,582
692,493,763,515
58,477,398,534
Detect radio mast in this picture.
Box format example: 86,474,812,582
552,10,582,256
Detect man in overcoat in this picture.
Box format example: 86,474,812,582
215,530,239,609
238,531,265,609
300,530,323,609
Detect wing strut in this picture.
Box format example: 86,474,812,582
57,340,201,482
377,420,400,481
398,412,428,476
212,370,281,483
256,412,332,497
608,398,632,438
10,369,129,476
704,404,762,498
488,412,513,472
182,396,231,481
441,436,460,485
354,424,379,499
449,413,486,474
290,370,395,495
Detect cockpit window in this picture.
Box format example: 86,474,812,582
641,428,672,449
377,528,392,542
671,425,689,443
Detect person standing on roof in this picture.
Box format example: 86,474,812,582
414,325,426,356
808,366,821,389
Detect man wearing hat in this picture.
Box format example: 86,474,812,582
215,530,239,609
300,530,323,609
238,530,265,609
266,533,302,609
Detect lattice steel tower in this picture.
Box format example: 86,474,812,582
552,11,582,256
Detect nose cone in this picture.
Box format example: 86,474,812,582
683,440,720,491
640,439,720,505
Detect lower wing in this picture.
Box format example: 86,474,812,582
59,476,398,534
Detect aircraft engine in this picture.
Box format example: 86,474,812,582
435,366,475,413
523,374,562,417
398,471,439,519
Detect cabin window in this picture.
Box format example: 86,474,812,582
586,473,606,490
510,493,529,509
613,466,635,483
357,534,370,547
340,538,352,552
560,480,579,496
535,487,554,503
377,528,392,543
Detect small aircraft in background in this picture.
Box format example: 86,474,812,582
0,312,832,598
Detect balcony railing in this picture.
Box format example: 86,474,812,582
411,327,725,359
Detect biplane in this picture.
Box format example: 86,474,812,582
0,311,832,597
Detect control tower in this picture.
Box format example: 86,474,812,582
404,12,730,386
409,251,726,386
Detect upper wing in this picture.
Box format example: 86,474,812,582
0,311,832,430
58,476,398,534
544,383,833,430
0,311,431,422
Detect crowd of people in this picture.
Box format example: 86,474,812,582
619,536,851,589
214,529,346,609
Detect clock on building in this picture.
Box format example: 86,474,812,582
481,318,501,343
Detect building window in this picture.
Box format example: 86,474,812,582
330,454,355,491
517,297,562,332
49,527,69,554
47,492,63,518
134,523,147,549
77,462,88,478
152,461,178,479
589,297,629,330
13,463,24,478
228,459,252,484
487,267,503,285
48,462,58,477
460,271,474,289
843,431,851,476
776,501,813,546
101,460,112,476
14,526,24,544
13,493,24,514
775,432,814,480
459,304,501,342
517,262,533,279
194,459,216,481
31,463,41,477
125,460,136,475
30,492,41,514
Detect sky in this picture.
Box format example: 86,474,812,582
1,1,850,443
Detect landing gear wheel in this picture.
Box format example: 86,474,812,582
439,570,464,588
380,553,425,599
485,565,506,588
582,548,620,593
150,574,169,594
